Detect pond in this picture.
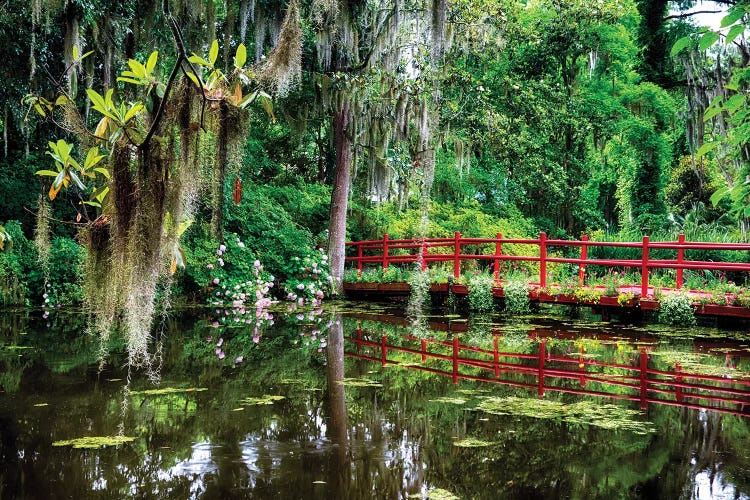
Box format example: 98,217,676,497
2,303,750,499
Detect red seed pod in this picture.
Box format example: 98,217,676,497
233,177,242,205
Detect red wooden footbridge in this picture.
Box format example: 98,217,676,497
344,232,750,319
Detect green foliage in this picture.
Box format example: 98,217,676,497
658,293,696,326
0,221,27,306
468,275,495,312
503,279,530,314
224,182,319,280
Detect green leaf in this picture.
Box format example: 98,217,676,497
68,170,87,191
670,36,692,57
94,167,111,179
704,105,722,121
117,77,142,85
710,186,729,206
185,71,201,87
696,141,718,157
123,103,144,123
35,169,61,177
72,45,79,61
699,31,720,51
188,54,210,67
84,147,105,170
70,70,78,99
724,93,746,112
53,170,66,189
209,40,219,66
81,201,102,208
721,8,745,28
127,59,146,79
91,185,109,203
86,89,107,111
726,24,746,44
146,51,158,74
234,43,247,68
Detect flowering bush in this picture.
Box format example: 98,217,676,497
206,234,276,330
281,248,333,306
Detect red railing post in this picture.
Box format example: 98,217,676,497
676,233,685,290
675,363,683,403
357,243,363,278
452,336,459,384
538,340,546,397
421,339,427,362
640,349,648,410
539,232,547,288
641,236,650,297
381,334,388,366
493,337,500,377
383,233,390,270
578,235,588,286
453,231,461,279
494,233,503,282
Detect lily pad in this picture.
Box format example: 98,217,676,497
33,403,49,407
337,378,383,387
453,437,495,448
430,397,467,405
129,387,208,396
52,436,136,449
241,395,286,405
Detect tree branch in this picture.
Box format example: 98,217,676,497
663,10,723,21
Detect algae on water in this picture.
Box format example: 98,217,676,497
241,395,286,405
337,377,383,387
129,387,208,396
453,437,495,448
477,396,655,435
52,436,136,449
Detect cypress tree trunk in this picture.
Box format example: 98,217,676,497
328,103,352,294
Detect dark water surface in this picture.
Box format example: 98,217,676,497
2,304,750,499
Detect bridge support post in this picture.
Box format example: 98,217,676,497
453,231,461,279
641,236,650,297
640,349,649,410
578,235,588,286
494,233,503,282
383,233,389,270
538,340,546,397
676,233,685,290
539,232,547,288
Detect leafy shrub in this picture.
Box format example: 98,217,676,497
503,279,530,314
0,221,27,306
468,275,495,312
659,293,696,326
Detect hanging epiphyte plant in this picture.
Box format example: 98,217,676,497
23,0,302,369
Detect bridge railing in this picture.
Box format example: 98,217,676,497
346,232,750,297
346,327,750,417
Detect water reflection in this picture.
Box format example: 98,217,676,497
2,307,750,498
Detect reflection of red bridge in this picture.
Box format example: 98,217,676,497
345,233,750,319
345,327,750,418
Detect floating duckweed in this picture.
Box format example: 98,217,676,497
129,387,208,396
652,351,748,378
241,395,286,405
453,437,495,448
33,403,48,407
427,488,460,499
456,389,489,395
337,378,383,387
52,436,136,449
0,345,33,350
232,407,245,411
477,397,655,435
430,397,468,405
